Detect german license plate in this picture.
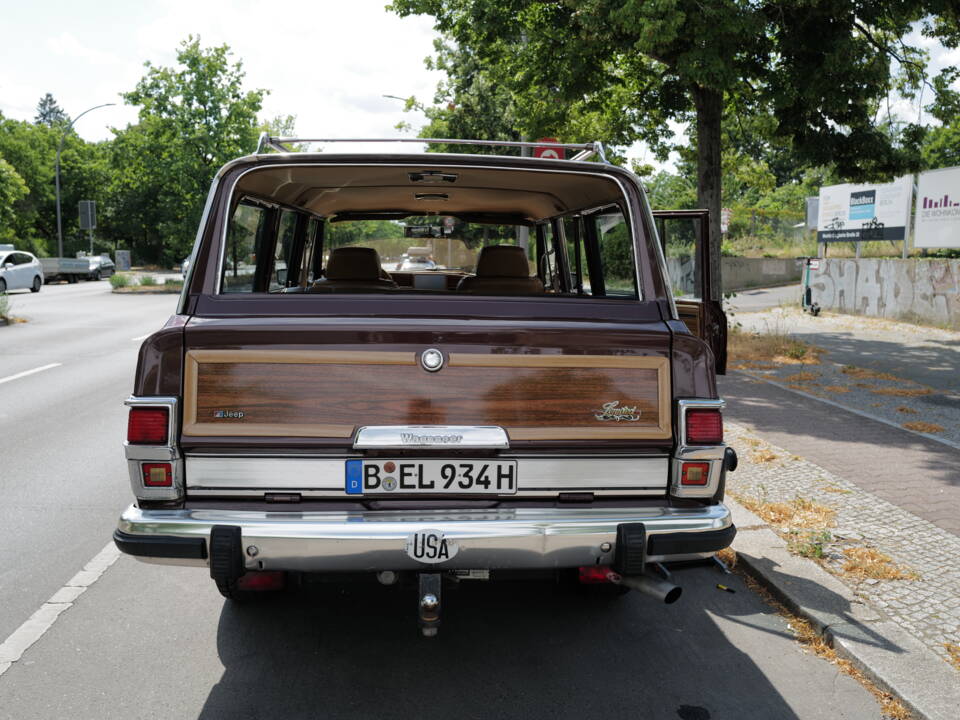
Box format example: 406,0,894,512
345,459,517,495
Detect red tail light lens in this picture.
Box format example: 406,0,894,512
128,407,169,445
142,462,173,487
686,409,723,444
680,461,711,486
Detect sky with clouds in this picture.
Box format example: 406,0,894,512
1,1,956,171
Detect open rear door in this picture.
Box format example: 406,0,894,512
653,209,727,374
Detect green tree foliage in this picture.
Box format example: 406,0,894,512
0,155,29,242
392,0,959,294
34,93,69,127
111,36,265,264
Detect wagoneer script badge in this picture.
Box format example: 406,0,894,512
406,530,459,564
594,401,641,422
401,432,463,445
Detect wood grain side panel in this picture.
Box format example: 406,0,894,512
183,351,671,440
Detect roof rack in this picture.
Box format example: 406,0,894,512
254,134,607,163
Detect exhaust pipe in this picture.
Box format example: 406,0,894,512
616,571,683,604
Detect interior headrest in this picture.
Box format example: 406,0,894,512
475,245,531,278
325,247,383,280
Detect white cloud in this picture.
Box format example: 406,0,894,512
0,0,442,144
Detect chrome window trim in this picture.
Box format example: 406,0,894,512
210,161,646,301
124,396,183,502
670,398,727,499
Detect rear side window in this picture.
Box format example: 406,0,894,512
223,203,269,293
593,210,637,297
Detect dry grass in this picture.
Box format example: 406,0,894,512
783,371,819,382
822,485,853,494
902,421,945,433
895,406,919,415
944,642,960,672
841,366,901,382
822,385,851,393
716,547,737,569
735,495,836,529
748,448,781,464
841,547,920,581
728,327,822,368
740,573,912,719
871,387,933,397
854,382,876,389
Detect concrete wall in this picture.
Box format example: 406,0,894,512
667,256,801,295
811,258,960,329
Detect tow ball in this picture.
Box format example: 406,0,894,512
418,573,442,637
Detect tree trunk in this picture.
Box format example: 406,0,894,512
693,85,723,301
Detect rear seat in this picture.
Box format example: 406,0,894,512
457,245,544,295
307,247,397,292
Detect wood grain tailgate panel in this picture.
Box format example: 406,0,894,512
183,350,670,440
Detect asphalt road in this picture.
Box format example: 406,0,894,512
0,283,883,719
726,283,801,314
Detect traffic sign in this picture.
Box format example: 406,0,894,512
79,200,97,230
534,138,563,160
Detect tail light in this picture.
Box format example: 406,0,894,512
686,409,723,444
127,407,169,445
142,463,173,487
680,461,710,486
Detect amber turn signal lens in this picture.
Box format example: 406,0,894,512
686,409,723,444
680,461,711,486
128,407,169,445
142,462,173,487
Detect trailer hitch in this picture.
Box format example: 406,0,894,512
418,573,442,637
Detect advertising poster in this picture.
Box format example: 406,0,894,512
915,166,960,248
816,176,913,242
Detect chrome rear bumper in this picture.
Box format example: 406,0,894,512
116,503,734,571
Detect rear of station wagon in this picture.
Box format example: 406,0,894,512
115,137,736,635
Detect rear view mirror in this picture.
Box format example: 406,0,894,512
276,268,288,285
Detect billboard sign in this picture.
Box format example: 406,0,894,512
915,166,960,248
816,176,912,242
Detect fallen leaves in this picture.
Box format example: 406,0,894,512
902,421,945,433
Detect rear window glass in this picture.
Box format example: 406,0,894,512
217,166,641,300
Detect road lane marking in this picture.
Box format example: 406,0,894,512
0,363,62,386
131,334,151,342
0,541,121,677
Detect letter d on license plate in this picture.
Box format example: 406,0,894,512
406,529,459,564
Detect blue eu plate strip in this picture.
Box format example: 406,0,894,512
345,460,363,495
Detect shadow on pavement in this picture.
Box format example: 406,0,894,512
196,565,865,720
721,374,960,500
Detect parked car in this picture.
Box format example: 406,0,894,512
181,255,191,277
0,249,43,293
397,255,438,271
115,136,733,636
86,254,116,280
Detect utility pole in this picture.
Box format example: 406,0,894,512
55,103,115,258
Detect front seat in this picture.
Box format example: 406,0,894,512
308,247,397,292
456,245,544,295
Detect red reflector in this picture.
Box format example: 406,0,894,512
237,571,286,591
686,409,723,444
127,407,169,445
142,462,173,487
578,565,617,584
680,462,711,486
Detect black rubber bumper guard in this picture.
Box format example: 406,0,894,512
113,529,207,560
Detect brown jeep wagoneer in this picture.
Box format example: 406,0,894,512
115,136,735,635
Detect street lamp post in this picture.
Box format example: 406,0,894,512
55,103,115,258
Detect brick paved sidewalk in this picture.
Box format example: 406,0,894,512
725,421,960,671
720,373,960,537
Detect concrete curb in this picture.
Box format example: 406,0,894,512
727,499,960,720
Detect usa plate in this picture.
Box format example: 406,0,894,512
345,459,517,495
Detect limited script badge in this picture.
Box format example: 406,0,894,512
594,401,641,422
